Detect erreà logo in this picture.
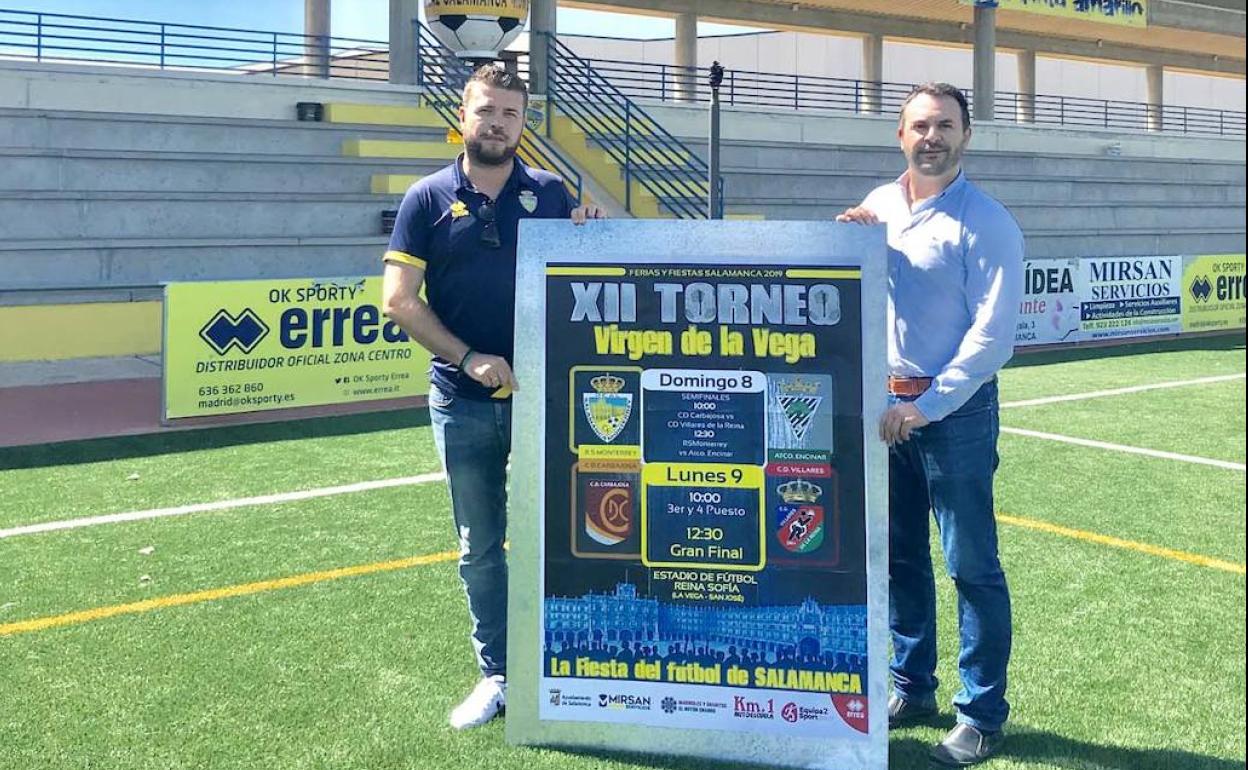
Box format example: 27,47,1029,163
200,309,270,355
1190,276,1214,303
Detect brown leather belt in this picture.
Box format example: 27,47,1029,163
887,375,933,397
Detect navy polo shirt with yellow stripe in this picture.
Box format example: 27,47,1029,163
384,155,575,401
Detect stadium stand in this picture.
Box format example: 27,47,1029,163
0,66,464,367
635,103,1247,259
0,104,451,293
716,142,1248,258
0,6,1243,444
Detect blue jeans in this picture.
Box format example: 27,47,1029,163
888,379,1011,732
428,383,511,678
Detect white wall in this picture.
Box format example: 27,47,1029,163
883,40,1017,92
1166,70,1246,109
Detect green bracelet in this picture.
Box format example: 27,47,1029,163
459,349,475,370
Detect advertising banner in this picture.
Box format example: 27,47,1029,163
163,277,429,419
1016,258,1081,346
507,221,888,770
964,0,1148,27
1078,256,1182,342
1181,255,1246,333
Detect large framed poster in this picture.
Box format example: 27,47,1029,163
508,221,888,769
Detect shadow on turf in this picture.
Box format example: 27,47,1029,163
0,408,432,471
890,731,1245,770
546,730,1244,770
1007,332,1243,370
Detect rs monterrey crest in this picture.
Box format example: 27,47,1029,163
583,373,633,443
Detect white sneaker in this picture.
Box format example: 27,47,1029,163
449,675,506,729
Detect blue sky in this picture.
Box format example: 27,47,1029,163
5,1,764,41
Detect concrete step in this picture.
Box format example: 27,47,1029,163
721,196,1243,230
719,163,1245,188
978,178,1246,205
972,156,1244,184
548,115,706,218
632,174,711,198
0,301,161,362
322,102,446,128
0,192,396,240
715,136,1226,162
1007,203,1245,231
371,174,426,194
0,355,161,388
712,142,1246,184
588,137,695,167
559,116,660,137
342,139,461,159
1023,230,1247,259
718,174,875,203
549,119,663,218
0,108,447,156
0,148,447,195
553,117,699,168
718,171,1245,206
0,235,388,291
715,201,1246,256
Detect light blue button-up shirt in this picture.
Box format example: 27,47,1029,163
861,171,1025,422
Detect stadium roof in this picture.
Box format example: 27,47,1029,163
564,0,1247,75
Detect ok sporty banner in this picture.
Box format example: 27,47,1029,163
1181,255,1246,333
163,277,429,419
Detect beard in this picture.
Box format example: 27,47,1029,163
465,133,521,167
909,142,964,177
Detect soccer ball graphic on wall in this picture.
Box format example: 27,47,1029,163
424,0,530,59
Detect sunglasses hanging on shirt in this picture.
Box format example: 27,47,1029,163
477,201,501,249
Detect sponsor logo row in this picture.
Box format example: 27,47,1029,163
547,688,853,727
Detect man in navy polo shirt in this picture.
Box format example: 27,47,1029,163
381,65,604,730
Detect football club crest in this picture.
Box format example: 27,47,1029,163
582,373,632,443
775,478,824,553
526,95,547,133
766,373,833,451
776,381,822,442
519,189,538,213
584,479,633,546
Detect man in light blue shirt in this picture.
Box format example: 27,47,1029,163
839,82,1024,767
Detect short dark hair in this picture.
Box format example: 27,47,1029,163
464,64,529,108
899,82,971,131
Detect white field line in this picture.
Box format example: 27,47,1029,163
7,376,1243,539
1001,373,1246,409
0,472,447,540
1000,427,1246,471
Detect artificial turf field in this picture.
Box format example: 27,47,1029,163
1,335,1244,770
